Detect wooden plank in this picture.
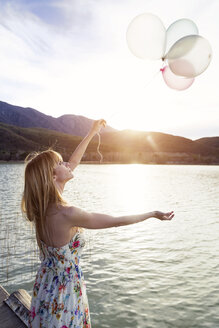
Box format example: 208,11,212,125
5,289,31,326
7,289,31,312
0,285,9,303
0,285,31,328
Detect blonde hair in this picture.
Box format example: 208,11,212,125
21,149,67,247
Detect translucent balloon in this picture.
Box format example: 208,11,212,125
126,13,166,60
161,65,194,91
165,18,199,55
165,35,212,77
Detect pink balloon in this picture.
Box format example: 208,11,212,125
168,58,196,78
161,65,194,90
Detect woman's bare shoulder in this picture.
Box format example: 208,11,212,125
58,204,92,228
46,204,82,227
58,204,83,218
46,203,72,216
43,204,79,246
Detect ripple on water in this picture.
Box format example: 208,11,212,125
0,164,219,327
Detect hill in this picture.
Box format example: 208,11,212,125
0,100,115,136
102,130,216,154
0,122,108,161
0,122,218,164
0,100,218,164
195,137,219,149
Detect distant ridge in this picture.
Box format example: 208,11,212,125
0,100,218,164
0,101,115,136
101,129,219,156
195,137,219,149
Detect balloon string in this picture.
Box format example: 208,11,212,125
96,68,162,163
96,132,103,163
107,68,161,122
144,68,161,88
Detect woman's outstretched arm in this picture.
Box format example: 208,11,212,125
68,119,106,171
62,206,174,229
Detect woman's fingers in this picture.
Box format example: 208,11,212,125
164,212,175,220
99,119,106,127
154,210,174,221
95,119,106,128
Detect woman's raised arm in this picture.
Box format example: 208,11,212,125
68,119,106,171
62,206,174,230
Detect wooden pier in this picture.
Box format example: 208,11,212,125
0,284,31,327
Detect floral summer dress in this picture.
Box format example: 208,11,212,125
29,231,91,328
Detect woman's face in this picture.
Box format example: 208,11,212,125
53,160,74,183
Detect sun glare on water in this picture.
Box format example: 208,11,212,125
109,164,157,214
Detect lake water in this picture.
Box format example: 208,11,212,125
0,163,218,328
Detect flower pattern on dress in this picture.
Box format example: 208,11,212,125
29,232,91,328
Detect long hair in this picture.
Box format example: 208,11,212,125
21,149,67,247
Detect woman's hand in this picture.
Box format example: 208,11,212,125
89,119,106,136
154,211,174,221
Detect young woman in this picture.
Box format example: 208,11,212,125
21,119,174,328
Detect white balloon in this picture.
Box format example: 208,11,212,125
165,18,199,55
126,13,166,60
165,35,212,77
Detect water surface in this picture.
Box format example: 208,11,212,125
0,164,218,328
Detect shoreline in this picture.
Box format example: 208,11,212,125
0,160,218,166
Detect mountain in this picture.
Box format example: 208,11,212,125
0,100,115,136
0,122,219,164
0,100,218,164
0,122,104,161
195,137,219,149
101,129,219,156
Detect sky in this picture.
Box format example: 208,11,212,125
0,0,218,140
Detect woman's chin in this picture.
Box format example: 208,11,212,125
64,174,74,183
